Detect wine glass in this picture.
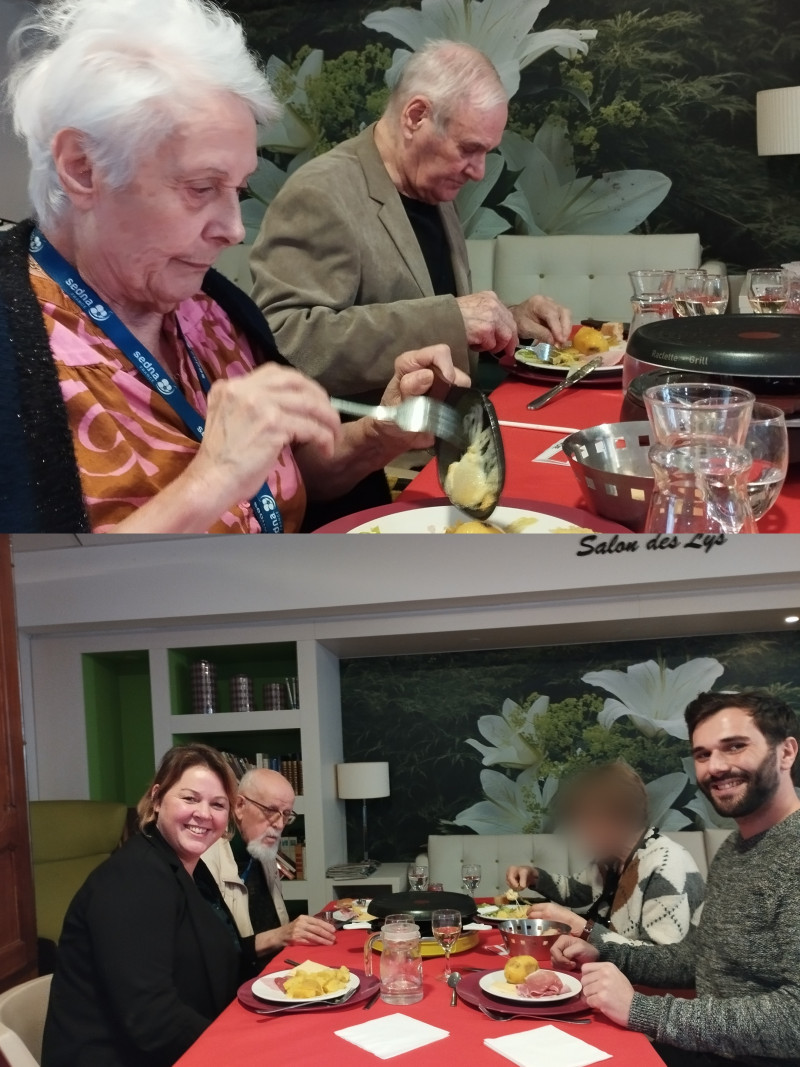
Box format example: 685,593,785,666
746,403,789,520
461,863,481,896
431,908,462,980
747,269,789,314
672,269,707,317
407,864,428,892
701,273,729,315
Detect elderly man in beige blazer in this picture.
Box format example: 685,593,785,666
250,40,571,402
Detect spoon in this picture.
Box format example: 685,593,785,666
447,971,462,1007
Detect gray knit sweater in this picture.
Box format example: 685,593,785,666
603,809,800,1065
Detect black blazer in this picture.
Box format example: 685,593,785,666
41,830,241,1067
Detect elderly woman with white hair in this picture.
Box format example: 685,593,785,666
0,0,467,533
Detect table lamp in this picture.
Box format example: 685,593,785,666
757,86,800,156
336,761,390,872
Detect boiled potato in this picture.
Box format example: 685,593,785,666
504,955,539,985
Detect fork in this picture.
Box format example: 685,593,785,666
331,396,463,447
478,1003,591,1025
254,983,361,1018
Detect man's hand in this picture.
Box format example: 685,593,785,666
550,934,599,971
377,344,470,449
506,865,537,891
580,962,635,1027
526,902,584,937
285,914,337,946
456,291,519,357
510,295,572,348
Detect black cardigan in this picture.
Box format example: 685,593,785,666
41,830,242,1067
0,220,287,533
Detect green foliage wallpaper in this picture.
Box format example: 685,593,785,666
225,0,800,268
339,630,800,861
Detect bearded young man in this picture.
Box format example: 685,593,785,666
202,768,335,962
551,690,800,1067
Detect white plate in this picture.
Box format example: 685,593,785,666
251,969,359,1005
333,900,374,922
515,345,625,378
349,506,594,535
479,969,582,1004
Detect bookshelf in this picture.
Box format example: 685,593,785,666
41,630,348,911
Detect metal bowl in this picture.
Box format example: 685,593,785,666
562,422,654,531
499,919,572,964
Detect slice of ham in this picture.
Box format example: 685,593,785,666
517,970,567,998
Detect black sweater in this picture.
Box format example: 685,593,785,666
41,830,242,1067
0,220,286,533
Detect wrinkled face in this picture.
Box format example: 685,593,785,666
403,98,508,204
692,707,782,818
82,92,257,312
234,775,296,852
154,765,230,868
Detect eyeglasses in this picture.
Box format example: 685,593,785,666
240,794,297,825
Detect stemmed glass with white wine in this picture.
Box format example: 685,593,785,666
461,863,481,896
672,269,707,317
407,864,428,892
700,273,730,314
747,269,789,314
431,908,462,981
746,403,789,520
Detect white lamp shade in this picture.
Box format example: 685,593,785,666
336,762,390,800
757,86,800,156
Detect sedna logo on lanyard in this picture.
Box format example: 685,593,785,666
29,228,283,533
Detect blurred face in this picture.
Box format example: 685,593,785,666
154,764,230,871
693,707,783,818
234,773,296,857
401,98,508,204
76,92,257,313
568,807,631,861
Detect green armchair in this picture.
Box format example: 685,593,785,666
28,800,128,945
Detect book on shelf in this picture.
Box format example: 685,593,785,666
276,850,296,880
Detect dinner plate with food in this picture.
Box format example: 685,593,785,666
514,323,627,383
480,957,582,1004
251,961,358,1005
332,899,376,923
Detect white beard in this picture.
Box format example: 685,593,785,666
247,837,280,865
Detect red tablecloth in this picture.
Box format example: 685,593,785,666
175,927,666,1066
400,374,800,533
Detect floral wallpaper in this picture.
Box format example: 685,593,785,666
340,631,800,861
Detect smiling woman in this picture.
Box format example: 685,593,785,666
0,0,467,533
41,743,245,1067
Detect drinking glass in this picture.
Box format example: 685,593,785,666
701,273,730,315
407,864,428,892
385,913,415,925
746,403,789,520
747,269,789,314
461,863,481,896
431,908,462,980
672,269,707,317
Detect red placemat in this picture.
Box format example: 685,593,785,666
456,970,590,1018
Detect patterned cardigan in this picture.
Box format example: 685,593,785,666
534,828,706,947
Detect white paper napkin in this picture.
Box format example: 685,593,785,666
335,1013,449,1059
485,1024,612,1067
463,921,493,931
342,921,373,929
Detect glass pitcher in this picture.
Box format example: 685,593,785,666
623,270,677,391
363,922,423,1005
643,383,757,535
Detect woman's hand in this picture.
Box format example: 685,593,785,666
376,344,471,450
526,902,585,937
192,364,341,505
506,865,537,891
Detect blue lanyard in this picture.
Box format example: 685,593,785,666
29,228,283,533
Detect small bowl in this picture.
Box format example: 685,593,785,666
562,421,655,531
499,919,572,964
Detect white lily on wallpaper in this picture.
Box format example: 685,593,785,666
364,0,596,98
582,657,725,740
452,766,560,833
466,695,549,768
645,771,692,830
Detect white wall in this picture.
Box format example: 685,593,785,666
0,0,32,223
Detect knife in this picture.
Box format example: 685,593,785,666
527,355,604,410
